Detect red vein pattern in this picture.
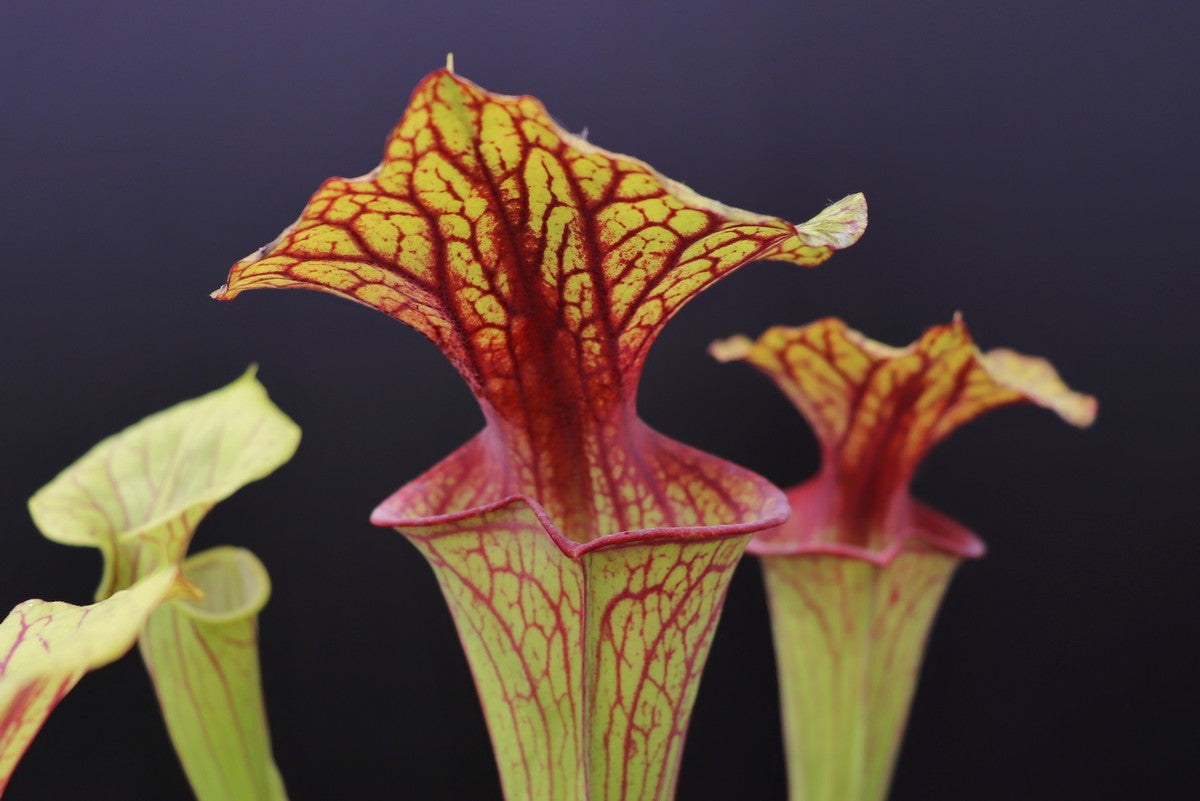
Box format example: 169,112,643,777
138,548,286,801
217,68,864,539
26,373,296,801
760,548,958,801
406,486,753,801
29,370,299,599
713,315,1097,557
0,571,179,796
381,424,787,800
215,69,865,801
712,316,1096,801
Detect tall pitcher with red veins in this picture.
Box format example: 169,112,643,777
215,65,866,801
712,315,1096,801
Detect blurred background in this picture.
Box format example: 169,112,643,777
1,1,1195,798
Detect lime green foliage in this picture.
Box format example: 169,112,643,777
27,369,299,800
141,547,287,801
0,569,181,795
762,550,958,801
29,368,300,599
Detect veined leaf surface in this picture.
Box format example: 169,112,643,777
216,68,866,801
713,315,1096,556
0,569,180,796
140,547,286,801
714,316,1096,801
29,368,300,598
218,68,865,542
28,370,298,801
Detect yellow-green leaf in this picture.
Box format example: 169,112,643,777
28,367,300,600
0,569,181,796
761,549,958,801
407,510,754,801
27,369,298,801
140,547,286,801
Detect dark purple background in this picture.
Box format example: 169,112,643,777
1,1,1195,798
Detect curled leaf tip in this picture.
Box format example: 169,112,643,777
792,192,868,249
981,347,1097,428
707,334,754,363
29,369,299,598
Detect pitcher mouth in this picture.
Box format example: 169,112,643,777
748,479,985,566
371,428,790,560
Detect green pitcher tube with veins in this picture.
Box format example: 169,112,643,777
712,316,1096,801
28,369,300,801
212,67,868,801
